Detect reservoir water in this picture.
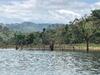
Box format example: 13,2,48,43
0,49,100,75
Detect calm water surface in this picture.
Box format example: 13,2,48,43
0,49,100,75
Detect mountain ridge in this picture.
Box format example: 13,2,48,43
4,22,65,33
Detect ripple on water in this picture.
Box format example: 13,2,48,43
0,49,100,75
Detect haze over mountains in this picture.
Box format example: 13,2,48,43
0,22,65,33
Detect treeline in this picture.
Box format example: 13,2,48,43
0,25,14,47
0,9,100,52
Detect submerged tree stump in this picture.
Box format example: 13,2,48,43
50,42,54,51
16,45,18,50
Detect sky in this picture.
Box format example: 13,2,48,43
0,0,100,24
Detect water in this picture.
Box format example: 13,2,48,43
0,49,100,75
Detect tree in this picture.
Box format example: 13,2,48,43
14,33,25,50
92,9,100,19
26,33,35,46
41,28,50,45
42,28,46,44
77,17,97,52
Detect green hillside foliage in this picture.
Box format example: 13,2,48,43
0,9,100,51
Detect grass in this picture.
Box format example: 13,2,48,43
0,43,100,51
74,43,100,47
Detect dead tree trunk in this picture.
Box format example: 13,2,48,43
50,42,54,51
86,39,89,53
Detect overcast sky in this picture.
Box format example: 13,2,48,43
0,0,100,23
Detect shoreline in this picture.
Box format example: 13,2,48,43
0,44,100,52
0,47,100,52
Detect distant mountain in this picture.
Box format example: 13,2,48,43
6,22,49,32
4,22,65,33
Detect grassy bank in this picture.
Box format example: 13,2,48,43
0,43,100,51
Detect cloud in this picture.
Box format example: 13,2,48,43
47,10,81,23
92,2,100,9
0,0,100,23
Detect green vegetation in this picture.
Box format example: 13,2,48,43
0,9,100,52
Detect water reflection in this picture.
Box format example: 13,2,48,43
0,49,100,75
